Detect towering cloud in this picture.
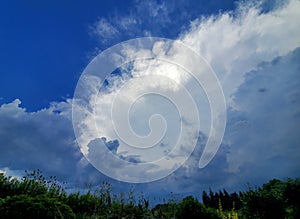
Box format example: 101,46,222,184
1,0,299,194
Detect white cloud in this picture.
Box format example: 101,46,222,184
143,48,300,192
72,34,229,182
2,0,300,194
171,0,300,187
135,0,169,20
180,0,300,102
90,18,119,44
89,0,213,47
75,0,300,185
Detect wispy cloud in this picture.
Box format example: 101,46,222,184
90,18,120,44
89,0,236,47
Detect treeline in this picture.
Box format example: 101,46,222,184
0,169,299,218
202,189,243,211
201,178,300,218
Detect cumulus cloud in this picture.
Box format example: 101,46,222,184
142,48,300,194
0,100,74,168
180,0,300,101
225,48,300,179
158,48,300,193
0,99,110,186
72,36,228,182
174,0,300,188
1,0,300,195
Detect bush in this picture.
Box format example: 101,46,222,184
1,171,299,218
176,196,221,219
0,194,75,219
241,179,299,219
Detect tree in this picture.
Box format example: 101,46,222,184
284,178,300,218
176,196,221,219
242,179,286,219
203,190,210,206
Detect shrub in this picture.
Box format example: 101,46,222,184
176,196,221,219
0,194,75,219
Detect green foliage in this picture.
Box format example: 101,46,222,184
152,203,179,218
176,196,221,219
241,178,300,219
202,189,243,211
0,169,65,199
151,196,221,219
1,170,299,218
0,194,75,219
284,178,300,218
109,202,148,219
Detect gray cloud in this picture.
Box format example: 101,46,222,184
0,99,111,186
225,47,300,183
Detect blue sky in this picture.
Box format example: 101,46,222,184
0,0,235,110
0,0,300,199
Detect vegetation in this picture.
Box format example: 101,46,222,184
0,170,299,218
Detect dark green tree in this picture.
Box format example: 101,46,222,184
176,196,221,219
284,178,300,218
242,179,287,219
